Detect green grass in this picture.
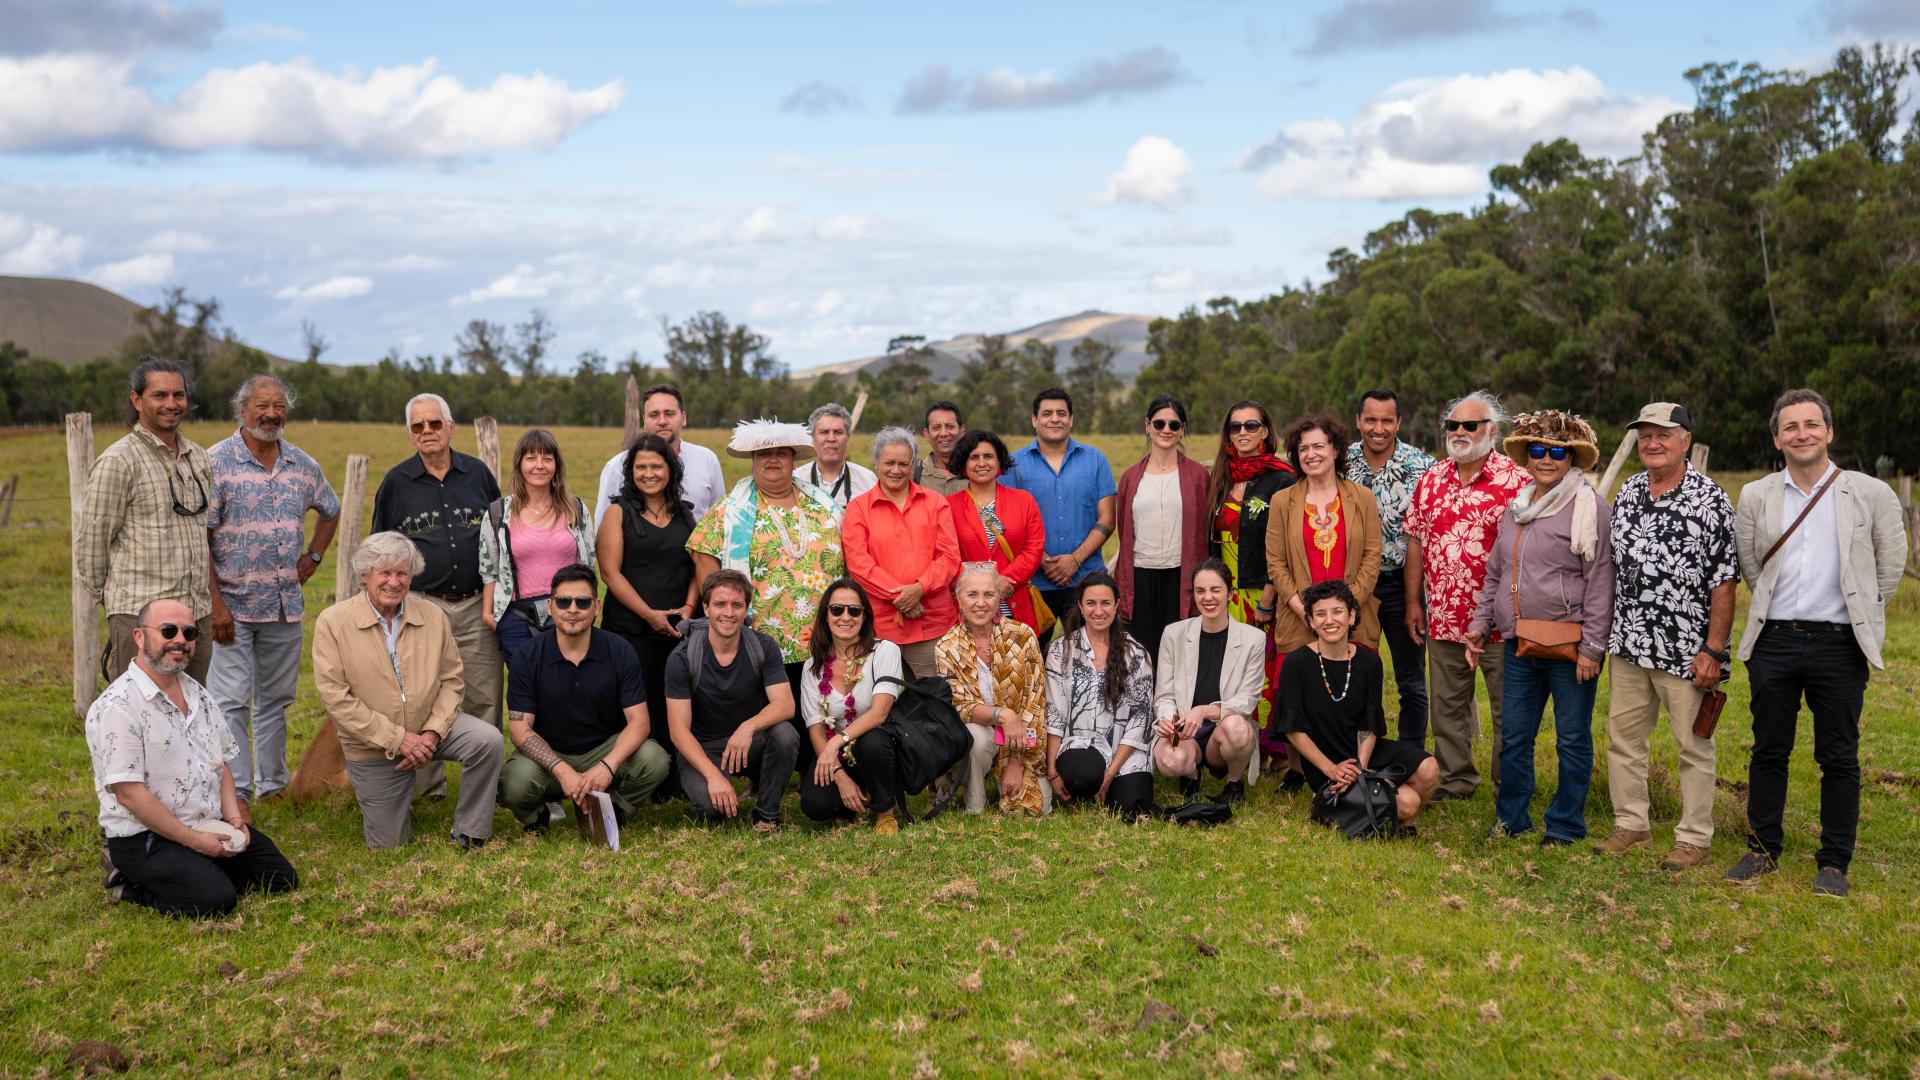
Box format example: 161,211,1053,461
2,421,1918,1077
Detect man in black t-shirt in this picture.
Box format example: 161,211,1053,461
665,570,799,829
502,565,670,832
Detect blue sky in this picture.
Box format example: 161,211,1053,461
2,0,1914,369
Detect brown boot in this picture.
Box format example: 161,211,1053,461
1659,843,1711,871
872,807,900,836
1592,827,1652,855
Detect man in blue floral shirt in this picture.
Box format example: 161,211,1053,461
207,374,339,804
1344,389,1436,747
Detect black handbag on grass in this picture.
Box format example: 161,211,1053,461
1311,765,1406,839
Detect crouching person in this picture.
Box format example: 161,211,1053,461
313,531,503,849
1151,559,1263,802
799,579,910,833
666,569,800,830
1044,572,1155,818
88,599,298,916
501,564,670,833
1277,581,1438,831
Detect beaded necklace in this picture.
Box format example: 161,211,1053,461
1315,642,1354,703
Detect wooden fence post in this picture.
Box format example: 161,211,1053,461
474,417,501,486
1596,432,1636,495
623,375,641,450
333,454,368,605
67,412,97,717
0,473,16,526
1688,443,1711,474
847,388,871,433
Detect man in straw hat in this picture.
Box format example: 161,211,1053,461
1598,403,1737,871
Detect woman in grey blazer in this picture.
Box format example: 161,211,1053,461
1151,559,1268,803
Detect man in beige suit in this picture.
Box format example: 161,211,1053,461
1726,389,1906,898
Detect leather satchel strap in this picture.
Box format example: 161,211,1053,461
1510,521,1525,621
1759,470,1839,571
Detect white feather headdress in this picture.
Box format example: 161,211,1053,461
726,418,816,460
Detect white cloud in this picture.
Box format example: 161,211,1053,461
1238,67,1679,201
0,0,220,58
139,229,214,254
380,253,449,271
1098,135,1194,210
275,275,373,302
88,252,175,291
0,54,624,163
779,80,860,115
1119,223,1232,247
897,47,1187,113
0,212,86,273
450,264,561,304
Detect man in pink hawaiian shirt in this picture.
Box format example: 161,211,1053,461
1402,390,1527,799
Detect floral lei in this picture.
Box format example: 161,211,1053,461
819,651,866,766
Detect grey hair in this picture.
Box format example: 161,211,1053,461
352,531,425,582
872,425,917,463
954,560,1001,592
1442,389,1509,431
230,373,295,419
808,403,852,431
404,392,453,427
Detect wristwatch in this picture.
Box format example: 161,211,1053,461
305,549,324,564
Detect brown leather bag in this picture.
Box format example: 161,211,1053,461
1511,521,1583,664
1691,689,1728,739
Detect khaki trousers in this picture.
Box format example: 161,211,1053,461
409,591,502,799
1428,638,1503,797
897,639,939,681
1604,658,1717,847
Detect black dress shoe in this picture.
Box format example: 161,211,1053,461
1179,776,1200,801
1219,780,1246,804
1278,770,1306,794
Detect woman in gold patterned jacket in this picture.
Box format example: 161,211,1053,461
934,562,1048,816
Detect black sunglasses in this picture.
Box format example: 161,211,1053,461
1443,418,1490,432
1527,445,1570,461
1150,418,1184,432
550,595,594,611
1226,420,1265,434
141,622,200,642
827,603,864,618
168,467,207,517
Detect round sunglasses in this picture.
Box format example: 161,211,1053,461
1149,418,1184,432
140,622,200,642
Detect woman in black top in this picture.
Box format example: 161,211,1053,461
597,434,699,755
1275,580,1438,830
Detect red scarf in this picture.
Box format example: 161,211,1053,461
1227,450,1292,483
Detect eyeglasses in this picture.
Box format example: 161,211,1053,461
168,468,207,516
550,595,594,611
140,622,200,642
1527,445,1570,461
1443,418,1490,432
1226,420,1265,434
1150,418,1184,433
409,419,446,434
828,603,865,618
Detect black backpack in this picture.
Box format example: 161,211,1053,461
872,672,971,796
679,619,768,700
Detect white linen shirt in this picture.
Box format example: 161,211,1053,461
596,440,726,526
85,663,236,838
1769,463,1848,623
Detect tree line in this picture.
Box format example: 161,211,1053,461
3,44,1915,469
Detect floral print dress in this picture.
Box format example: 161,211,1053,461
690,491,845,664
1215,498,1281,736
935,619,1048,814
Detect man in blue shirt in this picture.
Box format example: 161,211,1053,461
1002,387,1117,641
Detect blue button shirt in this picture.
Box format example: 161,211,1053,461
1002,438,1117,592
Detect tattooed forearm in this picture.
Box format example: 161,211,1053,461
511,716,563,773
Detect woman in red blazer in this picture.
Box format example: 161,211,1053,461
945,429,1048,639
1113,394,1213,665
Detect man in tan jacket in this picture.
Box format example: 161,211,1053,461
313,531,503,849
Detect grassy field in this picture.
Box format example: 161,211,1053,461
2,420,1918,1077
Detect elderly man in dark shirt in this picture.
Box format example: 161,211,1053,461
372,392,502,795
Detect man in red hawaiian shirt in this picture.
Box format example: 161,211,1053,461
1402,391,1528,799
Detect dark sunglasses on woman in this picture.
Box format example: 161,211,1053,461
1150,418,1184,432
1226,420,1264,434
1527,445,1570,461
828,603,864,617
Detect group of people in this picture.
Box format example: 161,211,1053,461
79,356,1908,918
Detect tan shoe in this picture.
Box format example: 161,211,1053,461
1592,828,1652,855
872,807,900,836
1659,843,1712,871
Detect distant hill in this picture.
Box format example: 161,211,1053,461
799,310,1157,384
0,275,294,367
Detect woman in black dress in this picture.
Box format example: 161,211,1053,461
597,434,699,758
1274,579,1439,831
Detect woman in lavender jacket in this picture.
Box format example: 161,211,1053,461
1466,411,1614,846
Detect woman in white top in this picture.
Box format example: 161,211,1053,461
1112,394,1213,666
798,579,907,833
1045,571,1155,818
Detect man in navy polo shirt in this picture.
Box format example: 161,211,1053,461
501,563,670,832
1002,387,1117,640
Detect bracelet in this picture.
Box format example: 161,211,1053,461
1256,602,1276,614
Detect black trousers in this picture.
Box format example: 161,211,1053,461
105,828,298,918
1130,567,1182,667
614,628,684,796
1373,571,1429,749
1055,747,1155,817
1745,623,1868,872
680,724,801,823
1036,589,1076,650
799,728,904,820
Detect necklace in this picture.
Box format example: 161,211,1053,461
819,650,864,764
1310,493,1341,569
1316,644,1353,702
766,501,813,560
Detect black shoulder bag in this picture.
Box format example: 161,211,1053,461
1311,764,1406,839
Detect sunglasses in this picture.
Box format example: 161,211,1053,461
828,603,865,618
1226,420,1265,434
1527,445,1571,461
550,595,594,611
409,418,446,434
1443,418,1490,432
167,467,207,517
1150,418,1184,433
141,622,200,642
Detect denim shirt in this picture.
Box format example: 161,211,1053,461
1001,438,1117,592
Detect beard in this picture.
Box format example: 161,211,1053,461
1446,431,1494,464
144,640,191,676
244,422,283,442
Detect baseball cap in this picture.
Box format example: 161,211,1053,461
1627,402,1691,431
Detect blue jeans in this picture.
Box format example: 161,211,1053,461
495,606,542,668
1494,639,1596,840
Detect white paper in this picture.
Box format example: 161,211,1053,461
589,790,619,851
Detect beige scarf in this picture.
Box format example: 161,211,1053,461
1511,475,1598,561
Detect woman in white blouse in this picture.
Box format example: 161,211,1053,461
1044,571,1155,818
798,579,907,833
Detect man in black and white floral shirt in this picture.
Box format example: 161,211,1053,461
1597,403,1737,871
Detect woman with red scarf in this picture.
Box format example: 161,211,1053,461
1205,401,1297,763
